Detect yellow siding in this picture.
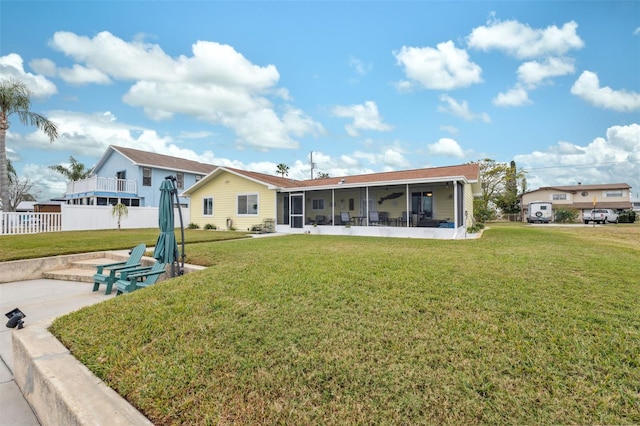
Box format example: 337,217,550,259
464,184,474,226
188,171,276,230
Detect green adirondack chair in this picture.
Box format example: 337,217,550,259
92,243,146,295
115,262,167,295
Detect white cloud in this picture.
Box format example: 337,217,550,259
29,58,57,76
571,71,640,112
440,125,459,135
515,123,640,191
634,27,640,36
467,19,584,59
493,87,531,107
348,55,372,77
45,31,323,150
0,53,57,97
517,57,575,87
427,138,466,158
60,64,111,85
394,41,483,90
438,94,490,122
332,101,393,137
353,146,411,169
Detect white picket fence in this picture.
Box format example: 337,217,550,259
1,212,62,235
1,205,190,235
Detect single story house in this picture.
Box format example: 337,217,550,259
520,183,633,221
183,163,481,239
63,145,217,208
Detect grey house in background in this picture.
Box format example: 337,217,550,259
520,183,633,222
63,145,216,208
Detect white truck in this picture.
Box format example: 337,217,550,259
583,209,619,224
527,202,553,223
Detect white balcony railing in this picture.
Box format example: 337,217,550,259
66,177,137,196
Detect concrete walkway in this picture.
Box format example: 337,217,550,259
0,278,116,425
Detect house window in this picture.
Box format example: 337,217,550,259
203,197,213,216
605,190,623,197
552,194,567,200
142,167,152,187
176,173,184,189
195,175,202,182
312,199,325,210
238,194,258,215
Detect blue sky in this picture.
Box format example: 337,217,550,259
2,1,639,201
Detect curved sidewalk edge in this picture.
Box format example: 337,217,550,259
12,319,152,426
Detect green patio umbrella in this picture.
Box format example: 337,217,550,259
153,179,180,276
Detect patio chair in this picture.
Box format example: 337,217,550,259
369,211,381,225
115,262,167,295
92,243,146,295
340,211,354,225
399,211,409,227
315,215,327,225
378,211,389,225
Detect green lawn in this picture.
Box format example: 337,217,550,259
50,224,640,425
0,228,248,261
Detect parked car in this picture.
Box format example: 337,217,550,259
583,209,619,224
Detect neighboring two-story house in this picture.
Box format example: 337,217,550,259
63,146,216,208
520,183,633,221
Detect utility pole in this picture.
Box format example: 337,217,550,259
310,151,315,179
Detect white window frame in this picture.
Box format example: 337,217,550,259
142,167,152,187
552,193,567,200
604,190,623,197
237,193,259,215
203,197,213,216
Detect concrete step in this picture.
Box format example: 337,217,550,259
69,257,123,271
43,255,154,283
43,257,128,283
43,268,95,283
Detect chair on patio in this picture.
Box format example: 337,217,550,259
314,215,327,225
399,211,410,227
115,262,167,295
340,211,354,225
369,211,381,225
378,211,390,225
92,243,146,295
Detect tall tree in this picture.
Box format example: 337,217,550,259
276,163,289,177
495,160,521,214
49,156,93,181
315,171,330,179
0,78,58,211
4,159,38,210
472,158,526,222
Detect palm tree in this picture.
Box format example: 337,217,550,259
112,202,128,230
49,156,93,181
276,163,289,177
0,78,58,211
